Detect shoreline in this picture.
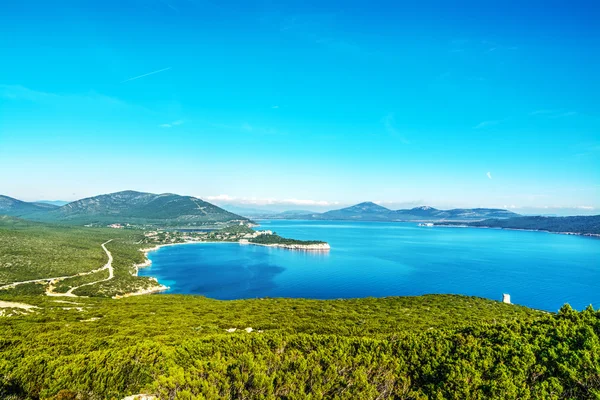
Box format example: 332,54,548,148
243,242,331,251
434,224,600,238
135,240,331,295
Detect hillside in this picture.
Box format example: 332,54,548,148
0,216,159,297
18,190,248,227
0,292,554,399
2,216,600,399
319,201,395,221
271,202,520,222
3,292,600,399
395,206,520,221
451,215,600,235
0,195,59,217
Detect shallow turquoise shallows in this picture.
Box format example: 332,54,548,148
140,220,600,311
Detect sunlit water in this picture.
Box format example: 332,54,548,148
140,220,600,311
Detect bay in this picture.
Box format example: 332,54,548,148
140,220,600,311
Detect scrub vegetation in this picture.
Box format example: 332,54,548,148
1,294,600,399
2,216,600,399
0,217,155,298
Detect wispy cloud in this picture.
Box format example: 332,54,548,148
0,84,134,109
530,109,578,118
211,121,281,136
262,13,365,56
204,194,340,207
449,39,518,55
271,105,279,109
161,1,179,13
382,113,410,144
474,120,501,129
159,120,184,128
487,172,492,180
121,67,172,83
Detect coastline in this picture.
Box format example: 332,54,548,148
243,242,331,251
434,224,600,238
134,239,331,296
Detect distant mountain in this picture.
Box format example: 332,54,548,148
438,215,600,235
276,210,315,217
268,202,520,222
395,207,519,221
0,195,57,217
319,202,395,221
36,200,69,206
217,204,279,217
3,191,248,227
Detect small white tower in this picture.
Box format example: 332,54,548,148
502,293,511,304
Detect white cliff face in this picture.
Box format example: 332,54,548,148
248,242,331,251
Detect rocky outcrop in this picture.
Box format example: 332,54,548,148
247,242,331,251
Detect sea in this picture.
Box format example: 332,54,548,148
139,220,600,312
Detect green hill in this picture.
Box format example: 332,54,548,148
0,195,58,218
437,215,600,235
22,190,249,227
319,201,396,221
279,202,520,222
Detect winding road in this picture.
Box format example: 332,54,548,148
0,240,115,298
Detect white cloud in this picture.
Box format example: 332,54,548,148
271,105,279,109
205,194,236,202
204,195,340,207
487,172,492,179
241,122,253,132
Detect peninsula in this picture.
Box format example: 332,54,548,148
434,215,600,236
141,224,330,251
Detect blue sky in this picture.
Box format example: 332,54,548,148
0,0,599,215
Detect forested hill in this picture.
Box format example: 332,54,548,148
0,191,248,227
440,215,600,235
0,195,59,217
270,202,520,222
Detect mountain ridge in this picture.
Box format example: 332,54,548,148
266,202,521,222
0,195,57,217
0,191,248,227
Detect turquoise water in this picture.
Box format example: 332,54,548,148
141,220,600,311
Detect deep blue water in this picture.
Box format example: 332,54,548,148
140,220,600,311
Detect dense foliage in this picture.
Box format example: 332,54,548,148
249,234,325,245
438,215,600,235
0,294,552,399
2,294,600,399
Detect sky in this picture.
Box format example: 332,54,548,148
0,0,599,215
